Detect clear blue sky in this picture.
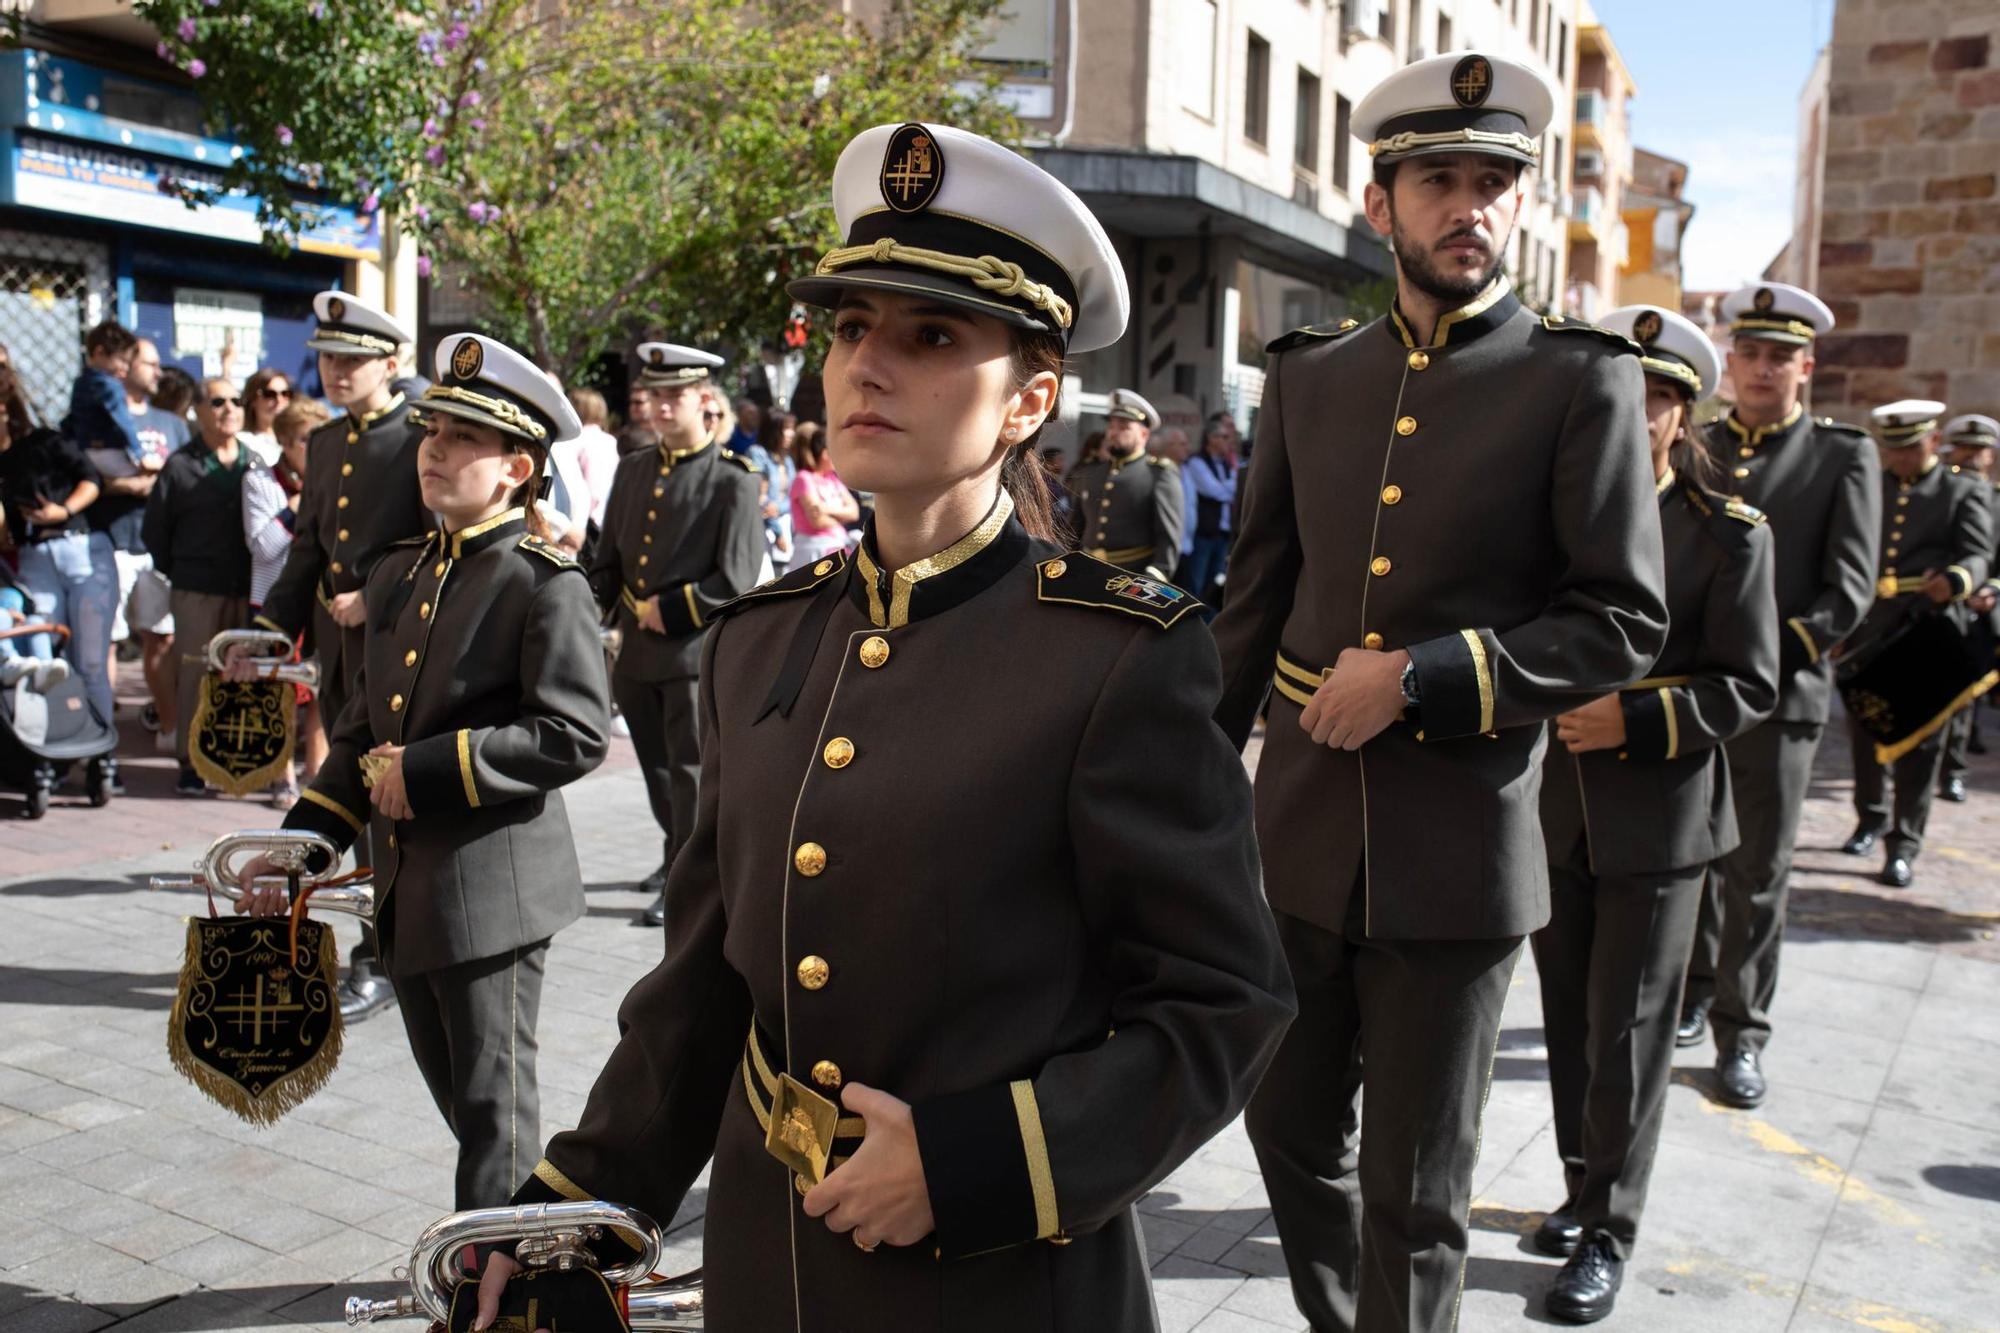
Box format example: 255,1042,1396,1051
1590,0,1836,290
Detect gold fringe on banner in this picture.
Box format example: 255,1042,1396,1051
189,677,298,797
168,917,344,1126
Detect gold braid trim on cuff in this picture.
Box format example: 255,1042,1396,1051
300,786,364,836
1460,629,1495,735
534,1158,592,1201
457,728,480,809
1009,1080,1060,1241
1659,686,1680,762
814,238,1074,330
1786,617,1819,665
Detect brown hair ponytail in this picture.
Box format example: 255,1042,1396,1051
1007,329,1069,545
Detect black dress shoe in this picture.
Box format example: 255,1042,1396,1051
1675,1000,1709,1049
1546,1236,1624,1324
338,972,398,1023
639,892,666,928
1840,826,1881,856
1882,855,1914,888
638,862,668,894
1715,1050,1767,1108
1939,776,1967,803
1533,1207,1582,1257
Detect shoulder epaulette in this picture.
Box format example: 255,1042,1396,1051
1145,454,1173,468
1815,417,1871,438
1538,315,1639,353
1723,497,1768,527
385,532,434,551
1265,318,1362,355
1032,552,1203,629
517,534,581,569
720,449,763,473
713,548,847,619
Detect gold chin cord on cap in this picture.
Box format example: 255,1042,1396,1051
814,238,1075,330
1369,128,1541,159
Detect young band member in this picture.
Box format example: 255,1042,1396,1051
474,121,1292,1330
1531,304,1779,1323
238,333,611,1210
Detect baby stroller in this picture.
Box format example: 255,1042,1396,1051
0,565,117,818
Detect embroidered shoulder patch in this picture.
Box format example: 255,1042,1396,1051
517,534,581,569
1538,316,1639,354
721,449,763,473
713,549,847,619
1265,318,1362,355
1034,553,1203,629
1723,497,1767,527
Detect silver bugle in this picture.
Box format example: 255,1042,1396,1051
206,628,321,690
147,830,375,918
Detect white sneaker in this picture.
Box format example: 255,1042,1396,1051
31,659,70,693
612,713,631,738
0,659,29,687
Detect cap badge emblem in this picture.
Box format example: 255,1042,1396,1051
1450,55,1493,109
451,337,484,381
880,123,945,214
326,297,346,323
649,346,667,366
1753,287,1775,312
1632,310,1662,346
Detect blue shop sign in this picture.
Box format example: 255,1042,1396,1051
0,50,378,260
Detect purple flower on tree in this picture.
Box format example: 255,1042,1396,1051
424,144,446,166
275,124,294,146
422,117,441,139
309,2,326,17
460,90,482,108
417,31,440,56
417,255,433,278
177,17,197,40
156,40,172,60
187,58,207,79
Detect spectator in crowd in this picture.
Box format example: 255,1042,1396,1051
1149,425,1197,574
566,387,621,528
143,377,253,796
1042,446,1078,540
541,423,593,555
1076,429,1106,468
1,580,71,691
1182,414,1242,610
243,395,330,807
788,420,859,566
618,381,657,456
1,365,115,728
153,366,198,421
729,396,763,454
67,321,159,480
92,337,188,751
749,410,798,571
239,367,294,466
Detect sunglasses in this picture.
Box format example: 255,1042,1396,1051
702,411,722,422
210,396,244,409
260,385,292,399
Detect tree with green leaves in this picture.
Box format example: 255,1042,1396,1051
138,0,1016,379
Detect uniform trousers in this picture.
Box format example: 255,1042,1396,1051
1847,711,1946,858
1245,891,1520,1333
169,589,250,767
394,943,547,1210
611,669,701,874
1940,700,1982,785
311,604,382,973
1533,844,1704,1259
1685,718,1823,1056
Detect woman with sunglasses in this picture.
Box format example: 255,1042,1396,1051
141,378,253,795
475,122,1292,1332
239,367,293,466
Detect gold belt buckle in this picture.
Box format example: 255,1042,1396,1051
764,1072,839,1186
1877,573,1900,599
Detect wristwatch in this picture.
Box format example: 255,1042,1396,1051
1399,661,1421,712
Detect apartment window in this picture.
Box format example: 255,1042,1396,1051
1556,19,1569,77
1180,0,1219,119
1333,94,1353,194
1296,69,1322,173
1529,0,1540,47
1511,0,1520,23
1245,31,1271,146
1437,10,1453,52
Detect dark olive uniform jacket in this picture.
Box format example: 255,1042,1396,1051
1848,456,1993,648
588,437,766,682
256,395,430,693
1704,406,1881,722
1541,479,1779,877
285,509,611,976
1066,450,1185,579
1211,281,1670,941
515,502,1294,1332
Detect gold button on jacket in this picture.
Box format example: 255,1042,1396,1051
520,505,1292,1328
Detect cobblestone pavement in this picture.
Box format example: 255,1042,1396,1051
1,694,1997,1332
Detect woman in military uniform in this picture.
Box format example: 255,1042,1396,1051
1529,305,1779,1323
474,122,1293,1333
237,333,611,1211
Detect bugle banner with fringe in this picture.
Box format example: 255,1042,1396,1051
1837,610,2000,765
168,915,343,1124
445,1267,631,1333
190,677,296,796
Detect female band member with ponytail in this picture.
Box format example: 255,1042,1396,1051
474,122,1294,1331
1528,303,1780,1322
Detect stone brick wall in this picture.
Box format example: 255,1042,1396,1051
1810,1,1999,422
